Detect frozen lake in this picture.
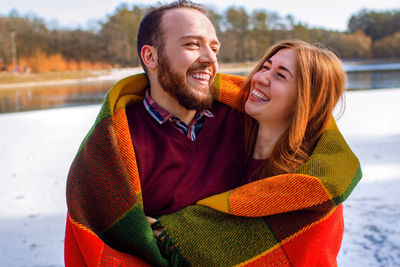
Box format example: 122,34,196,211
1,61,400,113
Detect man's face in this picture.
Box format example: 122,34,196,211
156,8,220,111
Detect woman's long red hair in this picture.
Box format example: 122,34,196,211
242,40,346,179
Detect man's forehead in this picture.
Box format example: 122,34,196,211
161,8,217,38
162,7,206,21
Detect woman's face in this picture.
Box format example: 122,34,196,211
245,48,298,126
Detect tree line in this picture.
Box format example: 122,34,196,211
1,5,400,72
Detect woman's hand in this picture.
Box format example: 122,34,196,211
146,216,175,254
146,216,163,239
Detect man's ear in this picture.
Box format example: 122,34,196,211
141,45,157,70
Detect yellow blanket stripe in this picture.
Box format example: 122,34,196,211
197,174,332,217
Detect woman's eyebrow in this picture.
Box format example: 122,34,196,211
267,59,294,78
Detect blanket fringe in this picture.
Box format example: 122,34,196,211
152,220,189,267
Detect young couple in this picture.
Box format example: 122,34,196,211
65,1,362,266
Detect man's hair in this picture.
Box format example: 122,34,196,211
137,0,207,72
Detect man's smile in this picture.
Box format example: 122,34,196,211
188,70,212,84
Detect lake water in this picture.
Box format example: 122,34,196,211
343,61,400,90
0,80,115,114
1,61,400,113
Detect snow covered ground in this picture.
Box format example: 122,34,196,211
0,87,399,266
336,89,400,266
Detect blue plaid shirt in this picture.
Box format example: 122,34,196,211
143,90,213,141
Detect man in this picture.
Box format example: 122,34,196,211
126,0,246,217
65,1,245,265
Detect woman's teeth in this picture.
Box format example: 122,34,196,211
252,89,269,101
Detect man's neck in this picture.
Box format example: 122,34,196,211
149,86,196,125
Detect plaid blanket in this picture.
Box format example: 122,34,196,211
65,73,362,266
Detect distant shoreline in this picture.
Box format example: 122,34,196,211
0,66,253,89
1,60,400,90
0,68,141,89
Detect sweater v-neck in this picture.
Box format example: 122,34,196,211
146,102,216,151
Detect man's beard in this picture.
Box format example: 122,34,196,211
157,51,213,111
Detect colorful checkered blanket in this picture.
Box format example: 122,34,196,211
65,73,362,266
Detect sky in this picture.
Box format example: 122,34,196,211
3,0,400,31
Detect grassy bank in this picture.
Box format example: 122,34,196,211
0,63,254,86
0,70,110,84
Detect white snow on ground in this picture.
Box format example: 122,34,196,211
336,89,400,267
0,87,399,266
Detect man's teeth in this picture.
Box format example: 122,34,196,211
252,90,269,101
191,73,210,81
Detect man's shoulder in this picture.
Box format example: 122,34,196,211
125,100,148,123
209,100,242,126
126,100,145,113
211,100,239,115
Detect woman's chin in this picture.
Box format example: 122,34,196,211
245,102,261,119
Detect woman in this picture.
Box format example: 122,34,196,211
242,40,346,181
152,40,361,266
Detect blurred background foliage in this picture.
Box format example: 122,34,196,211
1,5,400,72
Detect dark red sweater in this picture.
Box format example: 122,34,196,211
126,101,245,216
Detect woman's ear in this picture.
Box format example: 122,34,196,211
141,45,158,70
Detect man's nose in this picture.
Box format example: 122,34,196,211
199,46,217,65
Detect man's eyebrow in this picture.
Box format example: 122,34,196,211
180,35,220,46
267,59,294,78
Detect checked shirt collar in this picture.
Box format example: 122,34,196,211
143,89,213,141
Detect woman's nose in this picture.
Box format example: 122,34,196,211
256,71,271,86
